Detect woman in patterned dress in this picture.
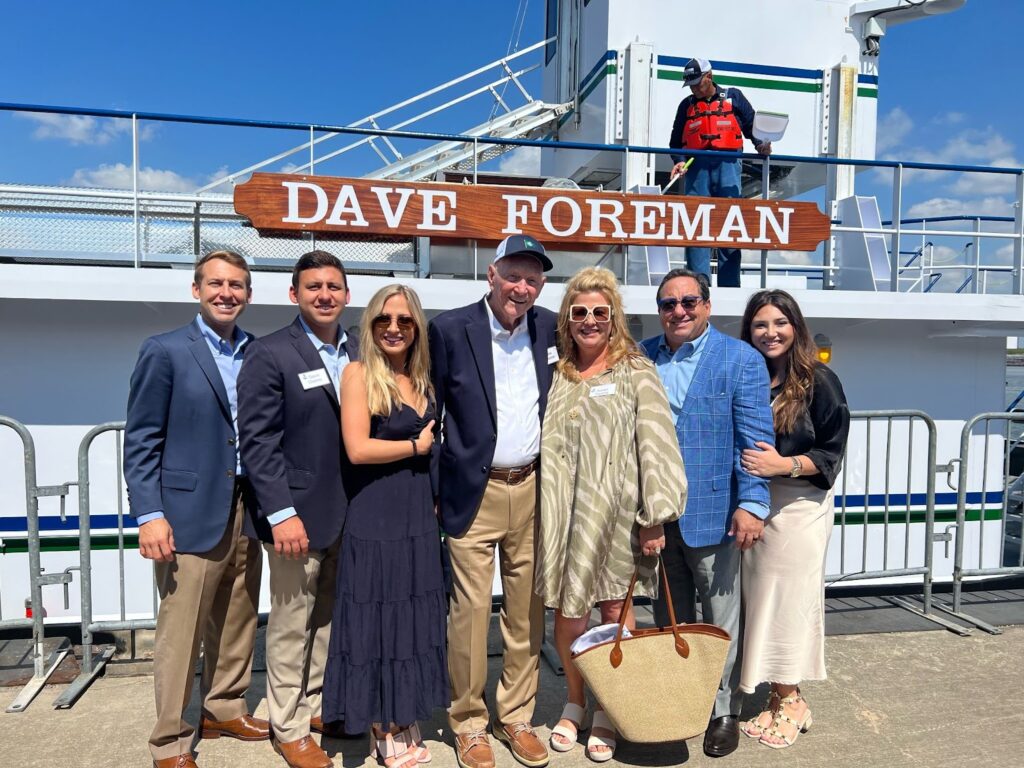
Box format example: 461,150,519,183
537,267,687,762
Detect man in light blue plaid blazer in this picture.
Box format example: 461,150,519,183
640,268,773,758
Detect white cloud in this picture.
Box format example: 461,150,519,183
16,112,155,145
905,195,1015,220
279,162,303,174
65,163,196,193
495,146,541,177
876,107,913,153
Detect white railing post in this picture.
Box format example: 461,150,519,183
132,115,141,269
890,164,902,292
972,218,982,294
1014,172,1024,295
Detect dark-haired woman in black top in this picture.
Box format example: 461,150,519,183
736,290,850,750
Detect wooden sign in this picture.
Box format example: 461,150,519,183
234,172,830,251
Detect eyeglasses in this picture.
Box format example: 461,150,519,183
657,296,704,314
371,314,416,332
569,304,612,324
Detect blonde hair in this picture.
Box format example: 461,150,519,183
358,284,433,417
556,266,643,382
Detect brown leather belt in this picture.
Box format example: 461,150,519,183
488,460,538,486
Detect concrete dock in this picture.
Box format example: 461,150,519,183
1,618,1022,768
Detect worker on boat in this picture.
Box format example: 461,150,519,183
669,57,772,288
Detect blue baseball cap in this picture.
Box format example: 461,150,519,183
493,234,553,272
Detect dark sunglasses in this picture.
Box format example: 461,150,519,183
657,295,704,313
569,304,612,324
371,314,416,332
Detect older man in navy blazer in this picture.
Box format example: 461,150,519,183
238,251,358,768
124,250,268,768
430,235,557,768
640,267,774,758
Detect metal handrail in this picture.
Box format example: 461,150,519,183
4,101,1023,176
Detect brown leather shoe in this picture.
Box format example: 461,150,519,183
273,735,333,768
311,715,356,739
454,730,495,768
200,713,271,741
153,755,198,768
493,723,549,768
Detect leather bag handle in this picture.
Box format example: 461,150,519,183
608,556,689,668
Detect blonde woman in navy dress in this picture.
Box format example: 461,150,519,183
737,290,849,750
323,285,448,767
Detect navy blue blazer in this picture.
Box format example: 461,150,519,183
429,298,557,537
237,317,359,550
123,319,255,554
641,326,774,547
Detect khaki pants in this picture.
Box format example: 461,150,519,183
150,484,262,761
263,537,339,743
446,473,544,733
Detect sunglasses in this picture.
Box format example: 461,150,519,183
657,295,704,313
569,304,612,324
371,314,417,332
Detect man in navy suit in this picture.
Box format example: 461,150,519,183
429,235,557,768
238,251,359,768
640,268,774,758
124,250,269,768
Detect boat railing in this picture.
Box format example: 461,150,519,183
1,101,1022,294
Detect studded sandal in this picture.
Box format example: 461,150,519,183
759,690,813,749
741,688,780,739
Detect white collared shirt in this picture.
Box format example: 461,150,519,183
485,298,541,468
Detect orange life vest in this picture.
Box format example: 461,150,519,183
681,88,743,151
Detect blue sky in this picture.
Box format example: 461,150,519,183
0,0,1019,228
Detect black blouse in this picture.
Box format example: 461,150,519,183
771,364,850,491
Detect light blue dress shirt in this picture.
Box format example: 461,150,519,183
137,314,248,527
266,318,350,526
654,323,769,521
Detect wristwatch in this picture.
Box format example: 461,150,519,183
789,456,801,478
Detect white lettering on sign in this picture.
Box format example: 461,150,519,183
282,181,328,224
542,196,582,237
585,199,627,239
372,186,415,228
326,185,369,227
755,206,793,245
264,178,801,247
669,202,714,241
502,194,538,234
632,200,666,238
418,190,457,231
717,205,749,243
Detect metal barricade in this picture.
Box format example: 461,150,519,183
0,415,73,712
935,412,1024,635
53,421,150,708
828,410,968,634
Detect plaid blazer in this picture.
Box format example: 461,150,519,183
641,325,773,547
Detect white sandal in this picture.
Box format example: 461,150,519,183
549,702,589,752
401,722,432,763
586,710,617,763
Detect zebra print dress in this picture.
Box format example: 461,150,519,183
537,355,688,619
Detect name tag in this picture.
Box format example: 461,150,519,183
299,369,331,390
589,383,616,398
547,346,559,364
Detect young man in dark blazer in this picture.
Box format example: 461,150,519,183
124,250,269,768
429,235,557,768
238,251,359,768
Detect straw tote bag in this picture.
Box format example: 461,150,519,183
570,559,731,743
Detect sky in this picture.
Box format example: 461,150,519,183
1,0,1020,276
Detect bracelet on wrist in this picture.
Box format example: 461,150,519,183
410,438,418,457
789,456,801,478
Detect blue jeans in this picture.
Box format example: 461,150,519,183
684,156,742,288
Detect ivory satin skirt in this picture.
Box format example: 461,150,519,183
740,477,834,692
